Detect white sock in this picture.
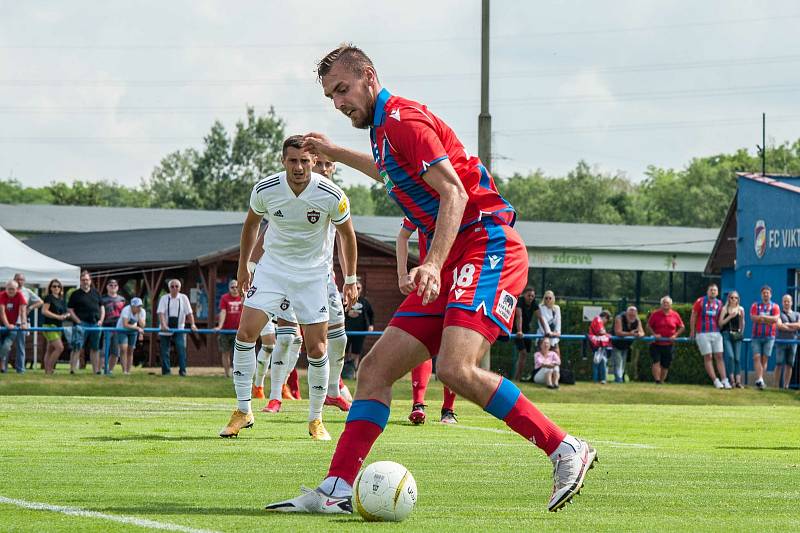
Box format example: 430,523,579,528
319,476,352,498
232,339,256,413
255,344,273,388
284,334,302,383
270,327,296,400
549,434,582,461
326,328,347,398
307,353,329,421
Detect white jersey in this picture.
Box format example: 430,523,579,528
250,171,349,279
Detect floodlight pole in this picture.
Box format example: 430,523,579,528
762,112,766,176
478,0,492,174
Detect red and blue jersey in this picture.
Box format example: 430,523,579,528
750,301,780,338
401,217,428,262
692,296,721,333
371,88,515,241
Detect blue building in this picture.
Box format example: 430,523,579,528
707,173,800,381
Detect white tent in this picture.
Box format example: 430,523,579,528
0,225,80,286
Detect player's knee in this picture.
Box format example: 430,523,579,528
434,357,465,387
307,341,326,359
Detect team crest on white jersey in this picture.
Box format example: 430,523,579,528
307,209,320,224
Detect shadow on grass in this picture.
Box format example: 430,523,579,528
716,445,800,451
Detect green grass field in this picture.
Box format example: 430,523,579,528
1,371,799,532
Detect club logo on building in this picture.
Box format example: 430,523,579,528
280,299,290,311
307,209,320,224
754,219,767,258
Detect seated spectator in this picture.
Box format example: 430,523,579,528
117,297,146,375
67,271,104,374
588,310,612,384
42,279,70,374
0,280,28,373
646,296,685,384
719,291,745,388
13,273,42,371
536,290,562,356
157,279,197,376
102,279,126,374
513,286,537,381
533,337,560,389
775,294,800,389
611,306,644,383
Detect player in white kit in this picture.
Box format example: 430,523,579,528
261,152,353,414
219,135,358,441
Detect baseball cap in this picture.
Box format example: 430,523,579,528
131,297,143,307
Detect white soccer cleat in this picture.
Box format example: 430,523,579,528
548,439,597,512
265,486,352,514
713,378,724,389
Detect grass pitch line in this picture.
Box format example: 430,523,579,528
0,496,222,533
448,423,656,448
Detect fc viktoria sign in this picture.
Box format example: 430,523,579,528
754,220,767,258
307,209,320,224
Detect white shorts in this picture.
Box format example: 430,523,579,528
696,332,723,355
245,265,329,325
327,273,345,326
260,320,276,337
534,366,560,385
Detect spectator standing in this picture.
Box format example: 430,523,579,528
67,271,104,374
749,285,781,390
157,279,197,376
343,281,374,378
774,294,800,389
513,287,537,381
101,279,126,373
214,279,243,378
611,306,644,383
13,273,42,371
0,280,28,373
646,296,685,384
117,297,146,375
533,337,561,389
536,290,562,355
719,291,745,388
690,284,729,389
42,279,70,374
588,310,612,384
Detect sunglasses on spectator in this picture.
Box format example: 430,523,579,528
51,284,62,288
169,284,180,288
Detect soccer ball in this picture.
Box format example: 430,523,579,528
354,461,417,522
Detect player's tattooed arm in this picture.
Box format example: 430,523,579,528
303,132,380,182
411,160,467,305
238,209,262,296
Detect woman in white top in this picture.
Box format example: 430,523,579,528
536,290,562,355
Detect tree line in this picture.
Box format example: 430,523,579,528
3,107,799,229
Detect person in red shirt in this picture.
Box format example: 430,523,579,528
588,311,612,384
749,285,781,390
646,296,685,384
214,279,243,378
0,280,29,373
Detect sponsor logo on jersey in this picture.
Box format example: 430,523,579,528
307,209,320,224
280,299,290,311
489,255,501,269
246,286,257,298
495,290,516,323
338,198,348,215
454,289,465,300
319,305,327,313
754,219,767,258
273,209,284,217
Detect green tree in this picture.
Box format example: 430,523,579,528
341,184,375,215
369,182,404,217
0,179,53,204
144,149,201,209
45,180,150,207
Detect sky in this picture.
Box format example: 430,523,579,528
1,0,799,190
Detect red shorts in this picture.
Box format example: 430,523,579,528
388,221,528,356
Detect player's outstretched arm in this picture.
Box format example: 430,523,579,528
238,209,262,295
409,160,468,305
304,132,380,182
335,218,359,311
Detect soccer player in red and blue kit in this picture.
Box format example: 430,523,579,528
397,217,458,425
690,284,729,389
266,44,597,515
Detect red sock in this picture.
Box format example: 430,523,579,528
339,377,345,388
327,399,389,485
287,368,300,399
442,386,456,411
504,394,565,455
411,359,432,405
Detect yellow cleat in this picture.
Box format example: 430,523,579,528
219,409,254,438
308,419,331,441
